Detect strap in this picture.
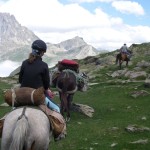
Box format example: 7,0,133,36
11,88,16,108
31,89,36,104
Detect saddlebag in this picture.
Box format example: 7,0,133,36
4,87,45,107
39,104,67,139
58,59,79,73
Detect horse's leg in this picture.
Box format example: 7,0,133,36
126,60,128,67
119,60,122,69
116,54,119,64
61,92,70,121
59,92,64,116
67,94,74,110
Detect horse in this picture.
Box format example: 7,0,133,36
116,50,132,69
1,106,52,150
56,69,88,122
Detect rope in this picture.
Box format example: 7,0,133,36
62,69,88,85
11,88,16,109
31,89,36,104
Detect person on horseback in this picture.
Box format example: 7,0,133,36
19,39,60,113
0,40,66,142
119,43,131,60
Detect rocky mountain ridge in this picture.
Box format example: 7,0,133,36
0,12,100,66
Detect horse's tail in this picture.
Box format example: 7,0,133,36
9,115,28,150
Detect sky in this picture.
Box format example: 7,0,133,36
0,0,150,51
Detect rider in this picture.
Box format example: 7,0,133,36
119,43,131,60
19,39,60,113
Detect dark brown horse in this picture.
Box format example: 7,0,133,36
116,50,132,69
56,69,88,121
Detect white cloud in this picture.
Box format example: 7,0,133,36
0,60,20,77
112,1,145,15
69,0,118,3
0,0,149,51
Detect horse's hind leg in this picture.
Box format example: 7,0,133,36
119,60,122,69
116,54,119,64
126,61,128,67
67,94,74,110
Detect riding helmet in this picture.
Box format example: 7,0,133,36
31,39,47,52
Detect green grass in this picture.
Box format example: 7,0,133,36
49,82,150,150
0,80,150,150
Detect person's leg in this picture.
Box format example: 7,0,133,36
126,52,131,59
45,97,60,113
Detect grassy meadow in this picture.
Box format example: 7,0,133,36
0,77,150,150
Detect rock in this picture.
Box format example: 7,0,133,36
125,124,150,132
71,103,94,117
0,103,9,107
130,139,148,144
131,90,150,98
125,71,147,79
144,79,150,88
136,61,150,68
110,143,118,147
111,69,128,77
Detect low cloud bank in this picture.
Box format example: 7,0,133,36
0,60,20,77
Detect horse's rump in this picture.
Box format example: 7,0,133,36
56,70,77,93
1,107,51,150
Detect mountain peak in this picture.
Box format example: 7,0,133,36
0,12,38,53
56,36,86,50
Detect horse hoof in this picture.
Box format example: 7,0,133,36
65,117,70,122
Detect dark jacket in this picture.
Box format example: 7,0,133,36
19,57,50,90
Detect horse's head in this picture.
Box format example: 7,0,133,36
78,72,89,92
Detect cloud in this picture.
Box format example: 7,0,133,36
69,0,118,3
112,1,145,15
0,60,20,77
0,0,149,51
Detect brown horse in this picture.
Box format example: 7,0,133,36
56,69,88,122
116,51,132,69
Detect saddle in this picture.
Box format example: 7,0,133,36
120,53,130,60
39,104,67,140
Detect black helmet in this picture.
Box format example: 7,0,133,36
31,39,47,52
